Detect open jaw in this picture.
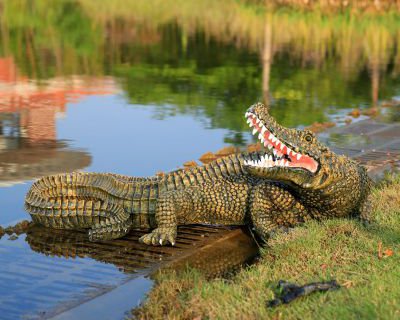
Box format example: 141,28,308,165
244,111,319,173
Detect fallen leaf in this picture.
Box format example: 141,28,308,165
215,146,237,157
362,108,378,116
199,151,217,164
247,143,261,152
342,280,354,288
348,109,361,118
383,249,394,257
183,160,198,168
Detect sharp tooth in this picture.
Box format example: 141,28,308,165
245,112,250,117
276,140,280,147
269,132,274,139
252,128,257,135
271,136,277,143
280,143,285,151
296,153,302,160
246,119,251,124
268,155,272,161
255,118,260,124
261,126,267,134
287,148,292,156
264,141,269,147
267,144,273,150
248,122,253,127
273,149,277,156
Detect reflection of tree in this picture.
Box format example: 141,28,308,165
262,12,272,105
0,57,119,185
0,1,399,138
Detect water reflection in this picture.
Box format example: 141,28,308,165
0,57,123,187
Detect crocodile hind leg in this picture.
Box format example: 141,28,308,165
249,183,311,241
88,202,132,241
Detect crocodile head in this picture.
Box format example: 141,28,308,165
243,102,337,189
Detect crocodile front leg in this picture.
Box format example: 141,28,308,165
250,182,311,241
139,190,193,246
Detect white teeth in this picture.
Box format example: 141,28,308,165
296,153,302,160
269,132,274,139
268,155,272,161
267,144,273,150
246,118,251,124
248,122,253,127
271,136,277,143
252,128,258,135
276,140,280,147
287,148,292,156
264,141,269,147
280,143,285,151
261,126,267,134
255,118,261,124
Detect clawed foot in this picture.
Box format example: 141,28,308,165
139,227,177,246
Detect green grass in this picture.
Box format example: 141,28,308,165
133,174,400,319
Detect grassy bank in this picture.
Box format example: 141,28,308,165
134,174,400,319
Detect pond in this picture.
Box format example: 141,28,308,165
0,1,400,319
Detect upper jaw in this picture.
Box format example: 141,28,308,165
244,109,319,174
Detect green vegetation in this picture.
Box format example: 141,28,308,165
134,174,400,319
0,0,400,140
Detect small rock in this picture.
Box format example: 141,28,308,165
5,227,14,235
8,235,18,241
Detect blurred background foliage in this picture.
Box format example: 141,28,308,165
0,0,399,140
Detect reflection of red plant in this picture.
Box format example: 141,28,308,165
0,57,118,144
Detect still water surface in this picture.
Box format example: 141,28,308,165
0,2,400,318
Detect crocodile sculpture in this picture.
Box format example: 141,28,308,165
25,102,373,246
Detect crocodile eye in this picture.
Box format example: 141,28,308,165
304,134,313,143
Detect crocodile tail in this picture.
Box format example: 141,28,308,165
24,172,159,240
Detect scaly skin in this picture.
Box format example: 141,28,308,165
25,103,373,246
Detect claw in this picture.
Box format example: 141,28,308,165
138,227,177,246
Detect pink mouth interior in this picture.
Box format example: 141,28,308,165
246,113,319,173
